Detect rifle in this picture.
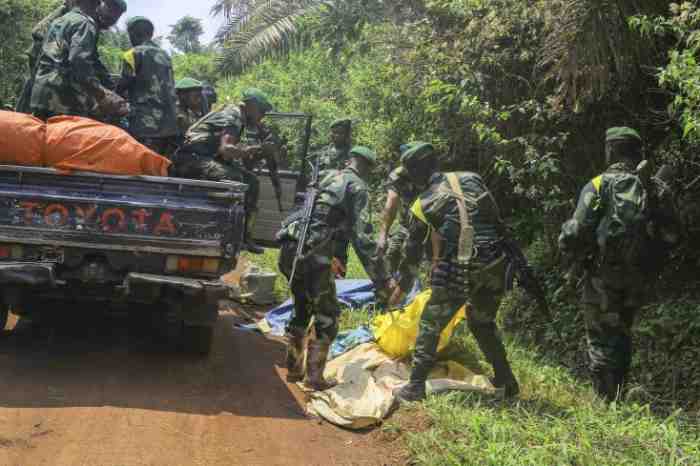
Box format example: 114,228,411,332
288,119,319,287
501,237,551,321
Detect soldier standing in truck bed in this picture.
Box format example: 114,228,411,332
29,0,128,121
117,16,178,157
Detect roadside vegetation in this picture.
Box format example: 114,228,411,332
5,0,700,463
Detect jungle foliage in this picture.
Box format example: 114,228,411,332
216,0,700,412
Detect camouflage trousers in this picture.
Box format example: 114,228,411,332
582,276,641,374
174,151,260,212
385,226,409,276
278,240,339,344
413,255,507,377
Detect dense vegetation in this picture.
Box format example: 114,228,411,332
4,0,700,462
222,1,700,414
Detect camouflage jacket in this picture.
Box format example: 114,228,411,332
385,166,420,228
558,162,638,260
279,166,389,285
26,2,72,72
30,7,109,117
315,144,351,171
176,103,204,142
119,40,178,138
398,172,504,289
181,105,244,157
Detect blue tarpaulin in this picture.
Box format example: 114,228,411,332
264,279,376,336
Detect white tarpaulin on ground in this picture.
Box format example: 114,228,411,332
305,343,495,430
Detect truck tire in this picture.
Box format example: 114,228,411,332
182,324,214,356
0,304,8,332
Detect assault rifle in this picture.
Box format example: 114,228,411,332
501,237,551,321
287,121,320,286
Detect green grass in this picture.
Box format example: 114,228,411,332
391,336,700,465
248,249,700,465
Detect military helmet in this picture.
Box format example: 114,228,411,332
126,16,153,32
176,78,203,91
241,88,273,113
349,146,378,166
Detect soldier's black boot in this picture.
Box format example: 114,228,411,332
285,326,307,383
470,320,520,398
593,368,618,402
243,211,264,254
394,362,431,403
306,339,337,391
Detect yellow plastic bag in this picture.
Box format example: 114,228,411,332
371,289,467,359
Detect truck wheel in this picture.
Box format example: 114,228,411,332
182,324,214,356
0,304,8,332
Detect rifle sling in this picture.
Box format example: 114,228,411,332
445,173,475,262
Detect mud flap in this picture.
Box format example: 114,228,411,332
124,273,225,326
0,262,56,287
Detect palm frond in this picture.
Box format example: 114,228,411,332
540,0,667,110
216,0,334,74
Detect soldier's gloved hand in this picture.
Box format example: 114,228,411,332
98,90,129,118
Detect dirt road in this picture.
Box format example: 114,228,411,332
0,307,390,466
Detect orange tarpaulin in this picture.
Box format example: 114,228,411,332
45,116,171,176
0,111,45,166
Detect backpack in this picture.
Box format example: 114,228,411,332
595,172,650,274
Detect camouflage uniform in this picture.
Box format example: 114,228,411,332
316,144,351,171
559,160,647,398
175,77,205,144
30,6,114,120
119,35,178,156
559,126,681,401
384,166,421,274
17,1,73,114
174,105,259,211
397,169,518,399
278,165,388,342
278,148,389,389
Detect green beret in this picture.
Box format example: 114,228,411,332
241,88,273,113
176,78,203,91
330,118,352,130
400,142,434,165
349,146,377,166
106,0,127,12
126,16,152,31
606,127,641,143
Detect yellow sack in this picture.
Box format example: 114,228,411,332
371,289,467,359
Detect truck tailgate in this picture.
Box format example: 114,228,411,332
0,166,246,257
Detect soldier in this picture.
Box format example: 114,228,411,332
175,78,205,145
390,143,520,402
277,147,393,390
316,118,353,171
117,16,178,156
16,1,74,114
29,0,128,121
558,127,680,401
376,143,423,275
174,88,275,254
